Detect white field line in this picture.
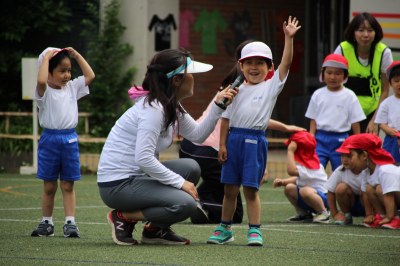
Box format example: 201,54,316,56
0,215,399,240
0,202,289,211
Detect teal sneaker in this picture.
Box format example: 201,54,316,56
206,225,234,244
247,228,263,246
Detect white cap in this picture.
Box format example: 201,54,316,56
38,47,62,67
239,41,272,61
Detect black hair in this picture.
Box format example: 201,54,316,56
343,12,383,65
142,48,190,129
389,65,400,82
48,50,71,74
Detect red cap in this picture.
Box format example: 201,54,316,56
285,131,320,169
336,133,395,165
336,137,352,154
386,61,400,80
319,54,349,83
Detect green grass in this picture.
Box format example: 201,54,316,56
0,174,399,265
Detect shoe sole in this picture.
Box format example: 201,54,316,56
32,233,54,237
248,241,263,246
141,237,190,245
64,232,80,238
206,236,234,245
312,220,330,224
107,211,136,246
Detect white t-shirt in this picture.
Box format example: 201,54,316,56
97,97,224,188
362,164,400,194
222,67,287,130
296,164,328,193
325,166,366,195
374,95,400,130
35,76,89,129
334,45,393,74
305,86,366,132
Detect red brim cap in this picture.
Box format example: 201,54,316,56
336,146,350,154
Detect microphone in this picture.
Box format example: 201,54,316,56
216,74,244,108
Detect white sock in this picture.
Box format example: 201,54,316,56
65,216,75,224
42,216,53,225
322,210,329,215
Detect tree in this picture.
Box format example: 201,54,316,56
80,0,136,137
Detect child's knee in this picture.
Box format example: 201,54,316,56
60,180,75,193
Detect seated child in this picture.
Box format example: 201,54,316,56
327,138,369,225
337,133,400,229
273,131,329,223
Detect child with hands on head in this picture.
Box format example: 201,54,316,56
206,16,301,247
336,133,400,229
273,131,329,223
31,47,95,238
305,54,365,171
326,137,369,225
374,61,400,163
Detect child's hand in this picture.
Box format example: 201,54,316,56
44,49,60,61
379,217,392,225
260,170,270,185
283,16,301,38
333,212,345,222
288,141,297,153
363,214,375,224
218,146,228,164
273,178,284,188
64,47,80,59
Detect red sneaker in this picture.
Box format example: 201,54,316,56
381,216,400,230
363,214,382,228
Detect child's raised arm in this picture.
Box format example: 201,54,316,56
278,16,301,81
37,49,59,97
64,47,95,86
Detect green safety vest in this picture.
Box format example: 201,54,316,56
340,41,387,116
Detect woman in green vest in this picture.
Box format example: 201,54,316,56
334,12,393,135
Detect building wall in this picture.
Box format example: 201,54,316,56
179,0,307,125
114,0,308,128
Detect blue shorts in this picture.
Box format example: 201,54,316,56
382,135,400,163
37,128,81,181
315,130,348,171
297,186,328,213
350,195,365,217
221,127,267,189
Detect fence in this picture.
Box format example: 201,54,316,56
0,112,291,175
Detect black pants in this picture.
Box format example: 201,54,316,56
179,139,243,224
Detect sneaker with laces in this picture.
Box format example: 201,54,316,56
63,221,80,238
247,228,263,246
206,225,234,244
141,225,190,245
381,216,400,230
107,210,138,245
287,213,313,223
363,214,382,228
31,220,54,237
313,212,330,224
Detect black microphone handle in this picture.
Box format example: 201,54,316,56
220,75,243,105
